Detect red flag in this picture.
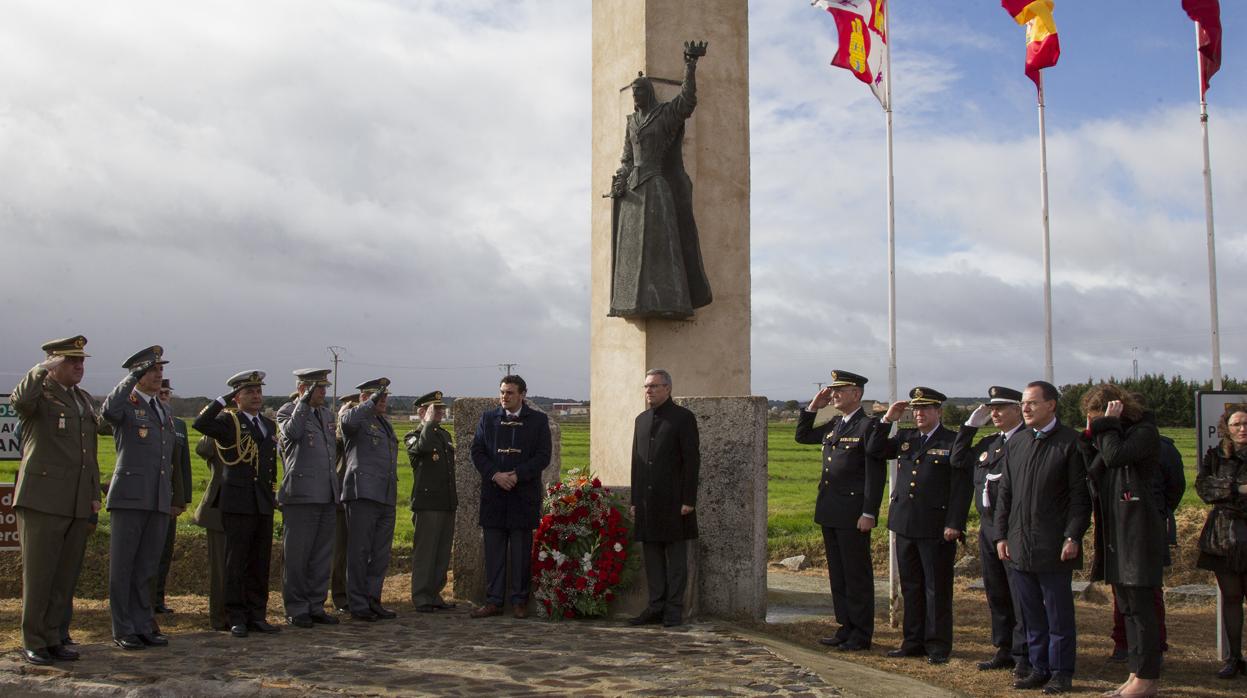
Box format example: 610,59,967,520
814,0,889,109
1182,0,1222,95
1002,1,1060,89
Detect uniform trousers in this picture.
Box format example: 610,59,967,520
331,507,349,610
895,534,955,656
221,511,273,626
1012,568,1077,676
410,509,455,606
1114,584,1162,679
642,540,689,622
108,508,167,639
483,527,533,607
151,515,178,606
205,528,228,629
979,530,1027,662
822,525,874,645
16,508,91,650
282,502,337,617
344,499,395,614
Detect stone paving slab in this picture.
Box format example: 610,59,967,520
0,608,839,697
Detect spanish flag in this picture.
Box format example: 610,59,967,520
1182,0,1222,96
1002,0,1060,89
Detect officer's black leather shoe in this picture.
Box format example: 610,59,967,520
1013,670,1052,690
351,611,379,622
886,646,925,658
927,653,949,665
47,645,79,661
114,635,145,650
154,603,174,614
1041,674,1072,694
817,635,846,647
138,632,168,647
23,648,53,665
248,620,281,633
836,640,870,652
977,653,1016,671
230,624,249,638
370,605,397,620
309,612,340,625
627,610,663,626
287,614,313,628
415,604,436,613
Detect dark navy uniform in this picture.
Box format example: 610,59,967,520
866,387,972,660
193,370,279,632
950,386,1029,671
794,370,884,649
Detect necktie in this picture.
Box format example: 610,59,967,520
149,398,163,424
1033,429,1048,440
252,416,264,438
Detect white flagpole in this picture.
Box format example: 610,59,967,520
1194,20,1226,661
883,0,899,629
1037,74,1054,384
1197,23,1223,393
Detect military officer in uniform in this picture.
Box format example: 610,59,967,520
193,370,281,638
191,434,229,630
867,387,972,664
276,368,342,627
951,386,1030,675
330,393,358,613
10,336,101,665
340,378,400,621
152,378,191,615
404,390,457,612
795,370,885,651
101,345,176,650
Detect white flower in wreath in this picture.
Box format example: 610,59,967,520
552,550,566,565
538,550,548,561
613,542,623,553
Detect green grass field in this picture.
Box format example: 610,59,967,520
0,419,1206,558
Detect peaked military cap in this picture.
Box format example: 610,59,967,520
908,386,947,406
293,368,332,386
338,393,360,408
986,386,1023,405
416,390,446,408
122,345,169,369
42,335,90,358
161,378,173,390
355,377,390,393
828,370,868,388
227,370,266,389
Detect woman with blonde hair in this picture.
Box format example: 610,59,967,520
1196,403,1247,679
1079,384,1165,696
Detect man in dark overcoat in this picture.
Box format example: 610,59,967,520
866,387,971,664
994,381,1091,695
193,370,282,638
950,386,1030,675
628,369,700,628
469,375,552,619
794,370,883,651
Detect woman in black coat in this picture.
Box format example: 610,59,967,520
1079,385,1165,697
1197,403,1247,679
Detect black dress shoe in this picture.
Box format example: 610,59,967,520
1108,646,1128,663
370,606,397,620
47,645,80,661
887,646,925,658
212,624,231,632
836,640,870,652
61,636,77,646
1013,670,1052,690
662,616,683,628
230,624,249,638
1217,657,1246,679
1014,662,1032,679
309,612,340,625
138,632,169,647
432,601,457,610
154,603,173,614
351,611,379,622
287,614,314,628
1041,674,1071,694
23,648,53,665
248,620,281,633
927,654,950,665
415,604,436,613
335,605,350,613
628,610,663,626
977,654,1016,671
114,635,146,650
818,635,846,647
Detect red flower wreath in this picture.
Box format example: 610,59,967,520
530,469,631,619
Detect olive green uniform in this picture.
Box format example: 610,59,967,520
404,419,456,607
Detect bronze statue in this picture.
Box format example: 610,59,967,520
607,41,712,320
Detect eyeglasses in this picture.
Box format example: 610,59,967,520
643,383,668,390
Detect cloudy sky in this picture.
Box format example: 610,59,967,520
1,1,1244,403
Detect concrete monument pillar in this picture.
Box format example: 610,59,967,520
590,0,751,486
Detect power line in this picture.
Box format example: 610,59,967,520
499,363,518,375
328,345,345,408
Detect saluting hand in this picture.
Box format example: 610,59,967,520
40,355,66,371
883,400,909,423
965,404,991,428
808,387,833,412
1104,400,1124,418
